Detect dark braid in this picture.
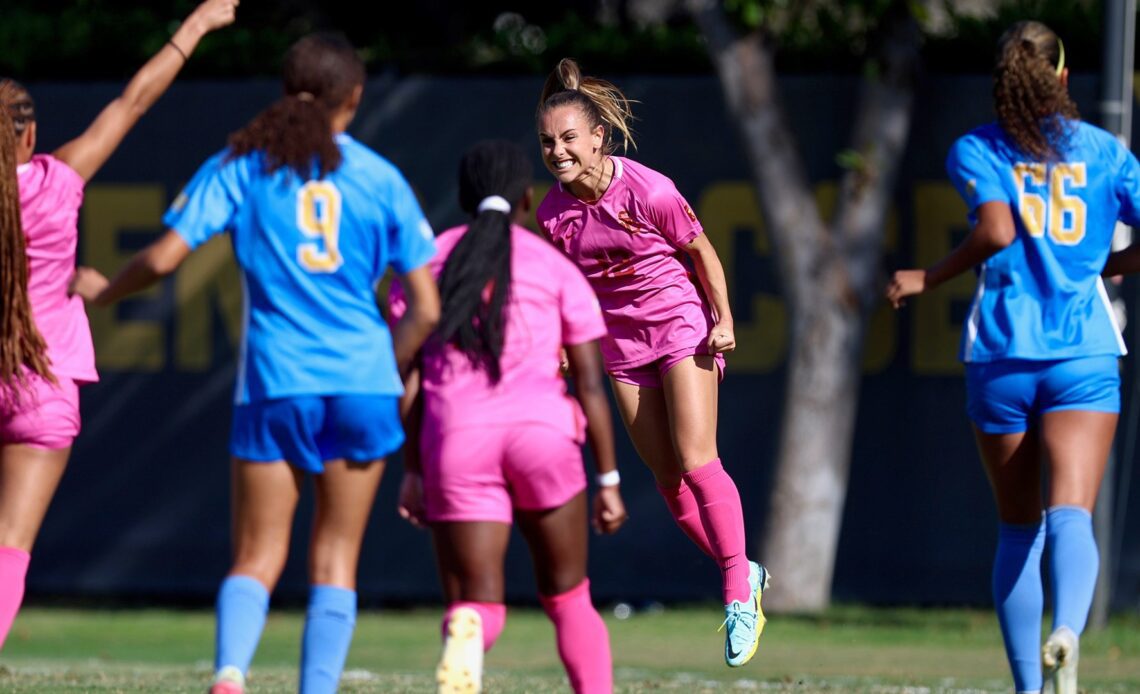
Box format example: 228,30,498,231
436,141,532,383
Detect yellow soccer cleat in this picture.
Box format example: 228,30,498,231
437,606,484,694
720,561,769,667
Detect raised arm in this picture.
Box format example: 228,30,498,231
53,0,238,181
887,201,1016,308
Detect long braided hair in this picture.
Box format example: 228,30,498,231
0,82,54,393
435,141,532,383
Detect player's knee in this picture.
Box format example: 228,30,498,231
537,567,587,598
678,451,719,473
0,528,35,553
457,572,503,603
231,550,289,589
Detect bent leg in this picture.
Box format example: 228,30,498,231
0,444,69,649
300,458,385,694
664,357,749,604
432,521,511,651
517,492,611,694
973,426,1044,694
432,521,511,694
610,378,712,556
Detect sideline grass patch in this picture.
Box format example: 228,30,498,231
2,604,1139,692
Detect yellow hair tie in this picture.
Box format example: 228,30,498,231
1055,37,1066,76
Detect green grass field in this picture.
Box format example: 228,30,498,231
2,604,1140,692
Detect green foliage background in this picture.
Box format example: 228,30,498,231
0,1,1106,80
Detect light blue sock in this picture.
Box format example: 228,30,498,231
1047,505,1099,635
300,584,357,694
993,520,1045,693
215,574,270,674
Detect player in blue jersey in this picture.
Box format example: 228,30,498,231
70,33,440,694
887,21,1140,694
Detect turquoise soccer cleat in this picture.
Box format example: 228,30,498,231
720,560,769,667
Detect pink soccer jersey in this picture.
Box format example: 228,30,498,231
18,155,98,384
536,155,716,370
390,223,606,439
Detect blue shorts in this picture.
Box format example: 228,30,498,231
966,356,1120,434
230,395,404,473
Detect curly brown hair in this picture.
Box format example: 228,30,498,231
537,58,637,154
993,21,1079,161
0,82,54,394
227,33,365,179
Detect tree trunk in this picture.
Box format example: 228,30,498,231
691,0,921,611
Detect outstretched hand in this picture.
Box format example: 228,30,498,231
886,269,927,309
69,266,109,303
592,485,628,535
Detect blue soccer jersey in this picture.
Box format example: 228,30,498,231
947,120,1140,362
165,133,436,404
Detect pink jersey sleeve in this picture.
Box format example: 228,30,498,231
558,256,607,345
645,182,703,248
387,225,465,327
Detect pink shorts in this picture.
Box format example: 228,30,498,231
0,372,80,449
609,347,726,389
422,423,586,524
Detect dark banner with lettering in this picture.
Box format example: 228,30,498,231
22,74,1140,607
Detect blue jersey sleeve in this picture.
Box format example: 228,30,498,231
163,150,249,250
385,174,436,275
946,134,1010,216
1114,141,1140,228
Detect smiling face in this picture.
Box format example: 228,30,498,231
537,104,606,190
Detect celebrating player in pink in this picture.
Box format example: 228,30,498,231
391,140,626,694
0,0,237,651
535,58,768,667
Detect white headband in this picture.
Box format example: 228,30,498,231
477,195,512,215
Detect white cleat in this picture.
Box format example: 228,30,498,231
437,607,484,694
208,665,245,694
1042,625,1079,694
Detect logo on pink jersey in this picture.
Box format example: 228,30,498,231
616,209,651,234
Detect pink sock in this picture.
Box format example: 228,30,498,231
682,459,750,604
0,546,31,650
442,601,506,652
656,479,714,557
540,579,612,694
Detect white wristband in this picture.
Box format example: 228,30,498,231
595,469,621,487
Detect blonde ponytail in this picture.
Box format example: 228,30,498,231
537,58,638,153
